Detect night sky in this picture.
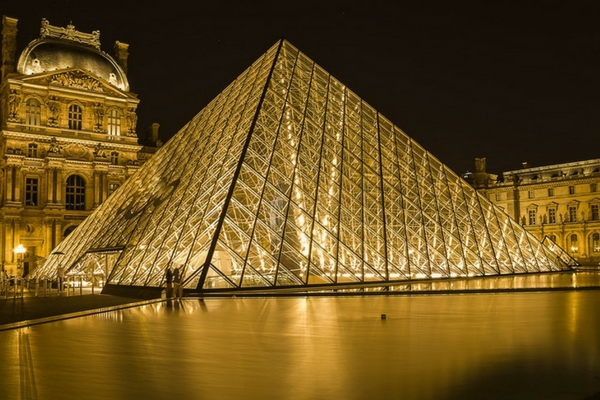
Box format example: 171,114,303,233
2,1,598,175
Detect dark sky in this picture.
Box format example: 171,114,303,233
3,1,599,175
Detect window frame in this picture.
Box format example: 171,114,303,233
27,143,38,158
591,204,599,221
528,209,536,225
107,108,122,136
68,104,83,130
548,208,556,224
25,97,41,126
25,177,39,206
65,175,86,210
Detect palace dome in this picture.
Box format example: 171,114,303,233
16,37,129,91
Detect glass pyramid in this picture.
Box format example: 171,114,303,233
31,40,571,295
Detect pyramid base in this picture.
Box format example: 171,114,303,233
102,284,163,300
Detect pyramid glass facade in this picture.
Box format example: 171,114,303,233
31,40,571,295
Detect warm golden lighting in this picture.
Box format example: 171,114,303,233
13,244,27,255
30,40,570,293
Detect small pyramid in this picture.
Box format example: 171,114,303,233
33,40,571,295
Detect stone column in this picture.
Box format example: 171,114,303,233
13,166,21,203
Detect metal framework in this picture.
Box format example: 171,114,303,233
31,40,572,294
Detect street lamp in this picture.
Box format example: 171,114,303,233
13,244,26,278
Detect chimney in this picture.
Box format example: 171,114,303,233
147,122,160,144
1,16,18,81
474,157,486,173
114,40,129,74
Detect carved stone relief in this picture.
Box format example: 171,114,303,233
7,89,21,122
63,143,91,160
50,71,104,92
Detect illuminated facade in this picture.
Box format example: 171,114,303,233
470,158,600,265
32,40,571,296
0,17,159,277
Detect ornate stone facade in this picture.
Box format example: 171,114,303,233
0,17,159,277
467,158,600,266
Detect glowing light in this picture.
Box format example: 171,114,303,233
13,244,26,254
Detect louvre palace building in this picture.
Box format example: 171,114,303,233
467,158,600,266
0,16,159,278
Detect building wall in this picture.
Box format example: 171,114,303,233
469,158,600,266
0,17,158,277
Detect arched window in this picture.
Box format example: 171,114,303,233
570,234,578,254
592,233,600,253
68,104,83,130
66,175,85,210
63,225,77,238
25,98,41,126
548,234,557,243
107,109,121,136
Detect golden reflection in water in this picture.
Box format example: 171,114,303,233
0,290,599,399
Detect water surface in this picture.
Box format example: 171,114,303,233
1,291,599,399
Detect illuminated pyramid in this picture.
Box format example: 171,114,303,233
32,40,571,295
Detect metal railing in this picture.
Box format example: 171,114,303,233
0,276,98,299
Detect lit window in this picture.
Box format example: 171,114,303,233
591,183,597,193
25,98,41,126
108,109,121,136
593,233,600,253
25,177,38,206
108,183,120,196
68,104,83,130
569,206,577,222
548,208,556,224
66,175,85,210
110,152,119,165
570,234,578,253
592,204,599,221
548,188,554,197
495,193,501,201
569,186,575,195
27,143,38,158
528,209,536,225
528,190,534,199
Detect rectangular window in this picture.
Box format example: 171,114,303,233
548,188,554,197
108,109,122,136
569,186,575,195
592,204,599,221
68,104,83,130
495,193,502,201
28,144,38,158
569,206,577,222
528,190,534,199
528,210,536,225
593,233,600,253
25,98,41,126
108,183,120,196
591,183,597,193
25,177,38,206
548,208,556,224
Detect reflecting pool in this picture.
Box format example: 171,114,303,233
1,290,599,399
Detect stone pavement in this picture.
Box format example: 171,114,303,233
0,286,159,330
